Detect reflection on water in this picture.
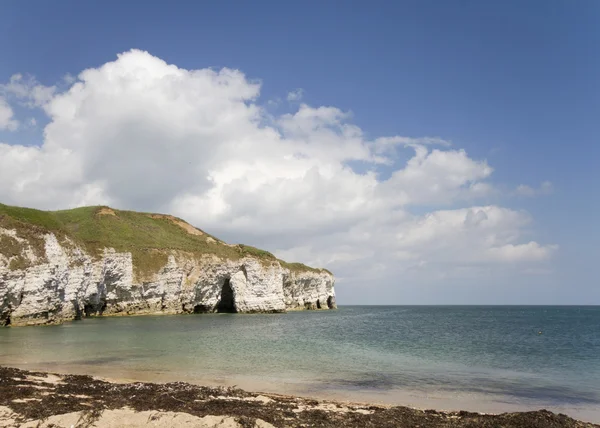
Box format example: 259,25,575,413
1,306,599,422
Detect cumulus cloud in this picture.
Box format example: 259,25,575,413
287,88,304,101
0,49,557,289
0,97,19,131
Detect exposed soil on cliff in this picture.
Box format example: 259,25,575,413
0,366,597,428
97,208,116,216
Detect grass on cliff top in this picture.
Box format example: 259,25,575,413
278,260,332,275
0,203,330,276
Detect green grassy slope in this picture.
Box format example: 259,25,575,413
0,203,330,276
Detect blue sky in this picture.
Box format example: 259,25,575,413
0,1,598,303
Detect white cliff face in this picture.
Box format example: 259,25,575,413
283,270,337,311
0,228,336,326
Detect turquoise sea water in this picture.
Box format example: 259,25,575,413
1,306,599,422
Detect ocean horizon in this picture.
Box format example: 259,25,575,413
1,305,599,423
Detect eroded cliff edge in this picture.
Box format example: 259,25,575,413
0,204,335,326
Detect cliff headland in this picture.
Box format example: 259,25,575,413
0,204,335,326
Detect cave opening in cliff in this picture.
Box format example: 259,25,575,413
216,278,236,313
193,304,211,314
316,300,322,309
327,296,334,309
83,304,95,317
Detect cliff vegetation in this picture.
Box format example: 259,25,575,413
0,203,328,277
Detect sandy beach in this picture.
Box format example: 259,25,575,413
1,365,598,428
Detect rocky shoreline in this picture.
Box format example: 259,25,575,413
0,366,597,428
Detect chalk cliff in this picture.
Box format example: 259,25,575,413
0,204,335,326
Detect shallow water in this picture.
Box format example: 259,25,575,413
1,306,599,422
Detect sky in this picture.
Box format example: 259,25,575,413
0,0,598,304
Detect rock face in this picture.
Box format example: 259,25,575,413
0,229,336,327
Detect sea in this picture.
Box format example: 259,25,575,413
1,306,599,423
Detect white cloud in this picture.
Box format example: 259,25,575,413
515,185,536,197
515,181,553,197
276,205,556,284
540,181,554,194
373,136,451,155
0,50,557,292
1,73,56,108
0,97,19,131
379,147,494,206
62,73,76,85
266,98,281,107
287,88,304,101
486,242,558,262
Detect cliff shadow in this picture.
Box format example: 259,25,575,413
216,278,236,313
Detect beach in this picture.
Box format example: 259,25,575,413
1,306,599,424
1,365,598,428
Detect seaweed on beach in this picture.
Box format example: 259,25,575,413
0,366,597,428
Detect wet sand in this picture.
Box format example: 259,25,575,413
1,365,598,428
